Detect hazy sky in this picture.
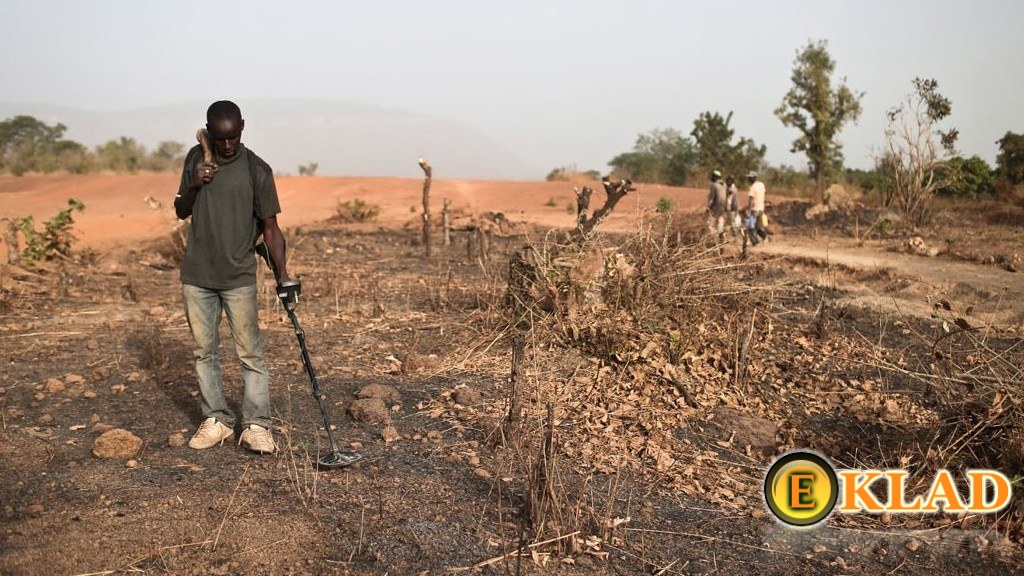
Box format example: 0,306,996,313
2,0,1022,177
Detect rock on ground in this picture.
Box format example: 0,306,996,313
452,387,484,406
92,428,143,459
712,407,778,456
356,384,402,406
348,398,391,424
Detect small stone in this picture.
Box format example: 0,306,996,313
880,511,893,524
33,392,45,401
89,413,101,425
349,442,362,451
426,430,442,443
110,384,127,394
473,467,491,479
38,414,54,425
83,390,97,399
381,426,401,444
167,433,186,447
92,429,142,459
812,545,826,553
148,306,166,316
65,374,85,385
126,372,142,383
126,459,138,468
750,509,766,520
91,423,114,434
905,538,920,552
468,456,481,467
86,340,99,350
45,378,65,393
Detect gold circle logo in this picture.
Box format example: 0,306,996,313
763,451,838,527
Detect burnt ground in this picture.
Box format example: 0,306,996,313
1,212,1023,575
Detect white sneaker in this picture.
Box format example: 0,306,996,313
239,424,277,454
188,417,234,449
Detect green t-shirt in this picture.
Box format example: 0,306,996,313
177,144,281,290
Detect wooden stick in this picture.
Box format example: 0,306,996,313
461,530,582,570
442,198,452,246
419,158,433,258
196,128,213,164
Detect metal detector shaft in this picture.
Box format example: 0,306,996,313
286,308,343,455
256,242,342,454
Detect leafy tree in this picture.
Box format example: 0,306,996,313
608,128,698,185
690,111,766,179
546,165,600,181
878,78,958,222
298,162,319,176
936,155,994,199
843,167,886,194
0,115,82,175
775,40,863,198
145,141,185,171
96,137,146,173
995,131,1024,185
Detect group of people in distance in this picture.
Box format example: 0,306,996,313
706,169,768,246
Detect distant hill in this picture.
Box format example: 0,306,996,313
0,100,541,179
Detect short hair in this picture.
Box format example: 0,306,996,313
207,100,242,124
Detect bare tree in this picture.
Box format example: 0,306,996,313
877,78,958,224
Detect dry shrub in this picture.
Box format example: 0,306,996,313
333,199,381,223
494,215,784,553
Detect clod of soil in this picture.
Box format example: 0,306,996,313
452,386,483,406
167,433,185,447
401,353,441,372
381,425,401,444
45,378,65,393
91,428,142,459
355,383,402,406
347,398,390,423
711,407,778,455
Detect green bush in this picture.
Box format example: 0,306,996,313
937,155,995,199
654,196,674,213
17,198,85,264
334,198,380,222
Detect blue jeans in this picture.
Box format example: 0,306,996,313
749,210,768,245
182,284,271,429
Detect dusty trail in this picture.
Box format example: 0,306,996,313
758,236,1022,325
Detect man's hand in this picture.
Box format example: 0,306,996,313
277,279,301,310
193,162,219,186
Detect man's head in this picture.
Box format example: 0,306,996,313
710,169,722,182
747,170,758,183
726,176,734,186
206,100,244,160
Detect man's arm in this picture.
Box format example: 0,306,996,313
261,216,290,283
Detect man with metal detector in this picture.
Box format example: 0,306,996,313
173,100,362,469
173,100,283,454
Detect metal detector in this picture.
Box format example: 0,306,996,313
256,242,363,470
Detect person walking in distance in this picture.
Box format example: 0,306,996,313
745,171,768,246
706,170,728,242
725,175,741,241
173,100,285,454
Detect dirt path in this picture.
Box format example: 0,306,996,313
757,236,1023,327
